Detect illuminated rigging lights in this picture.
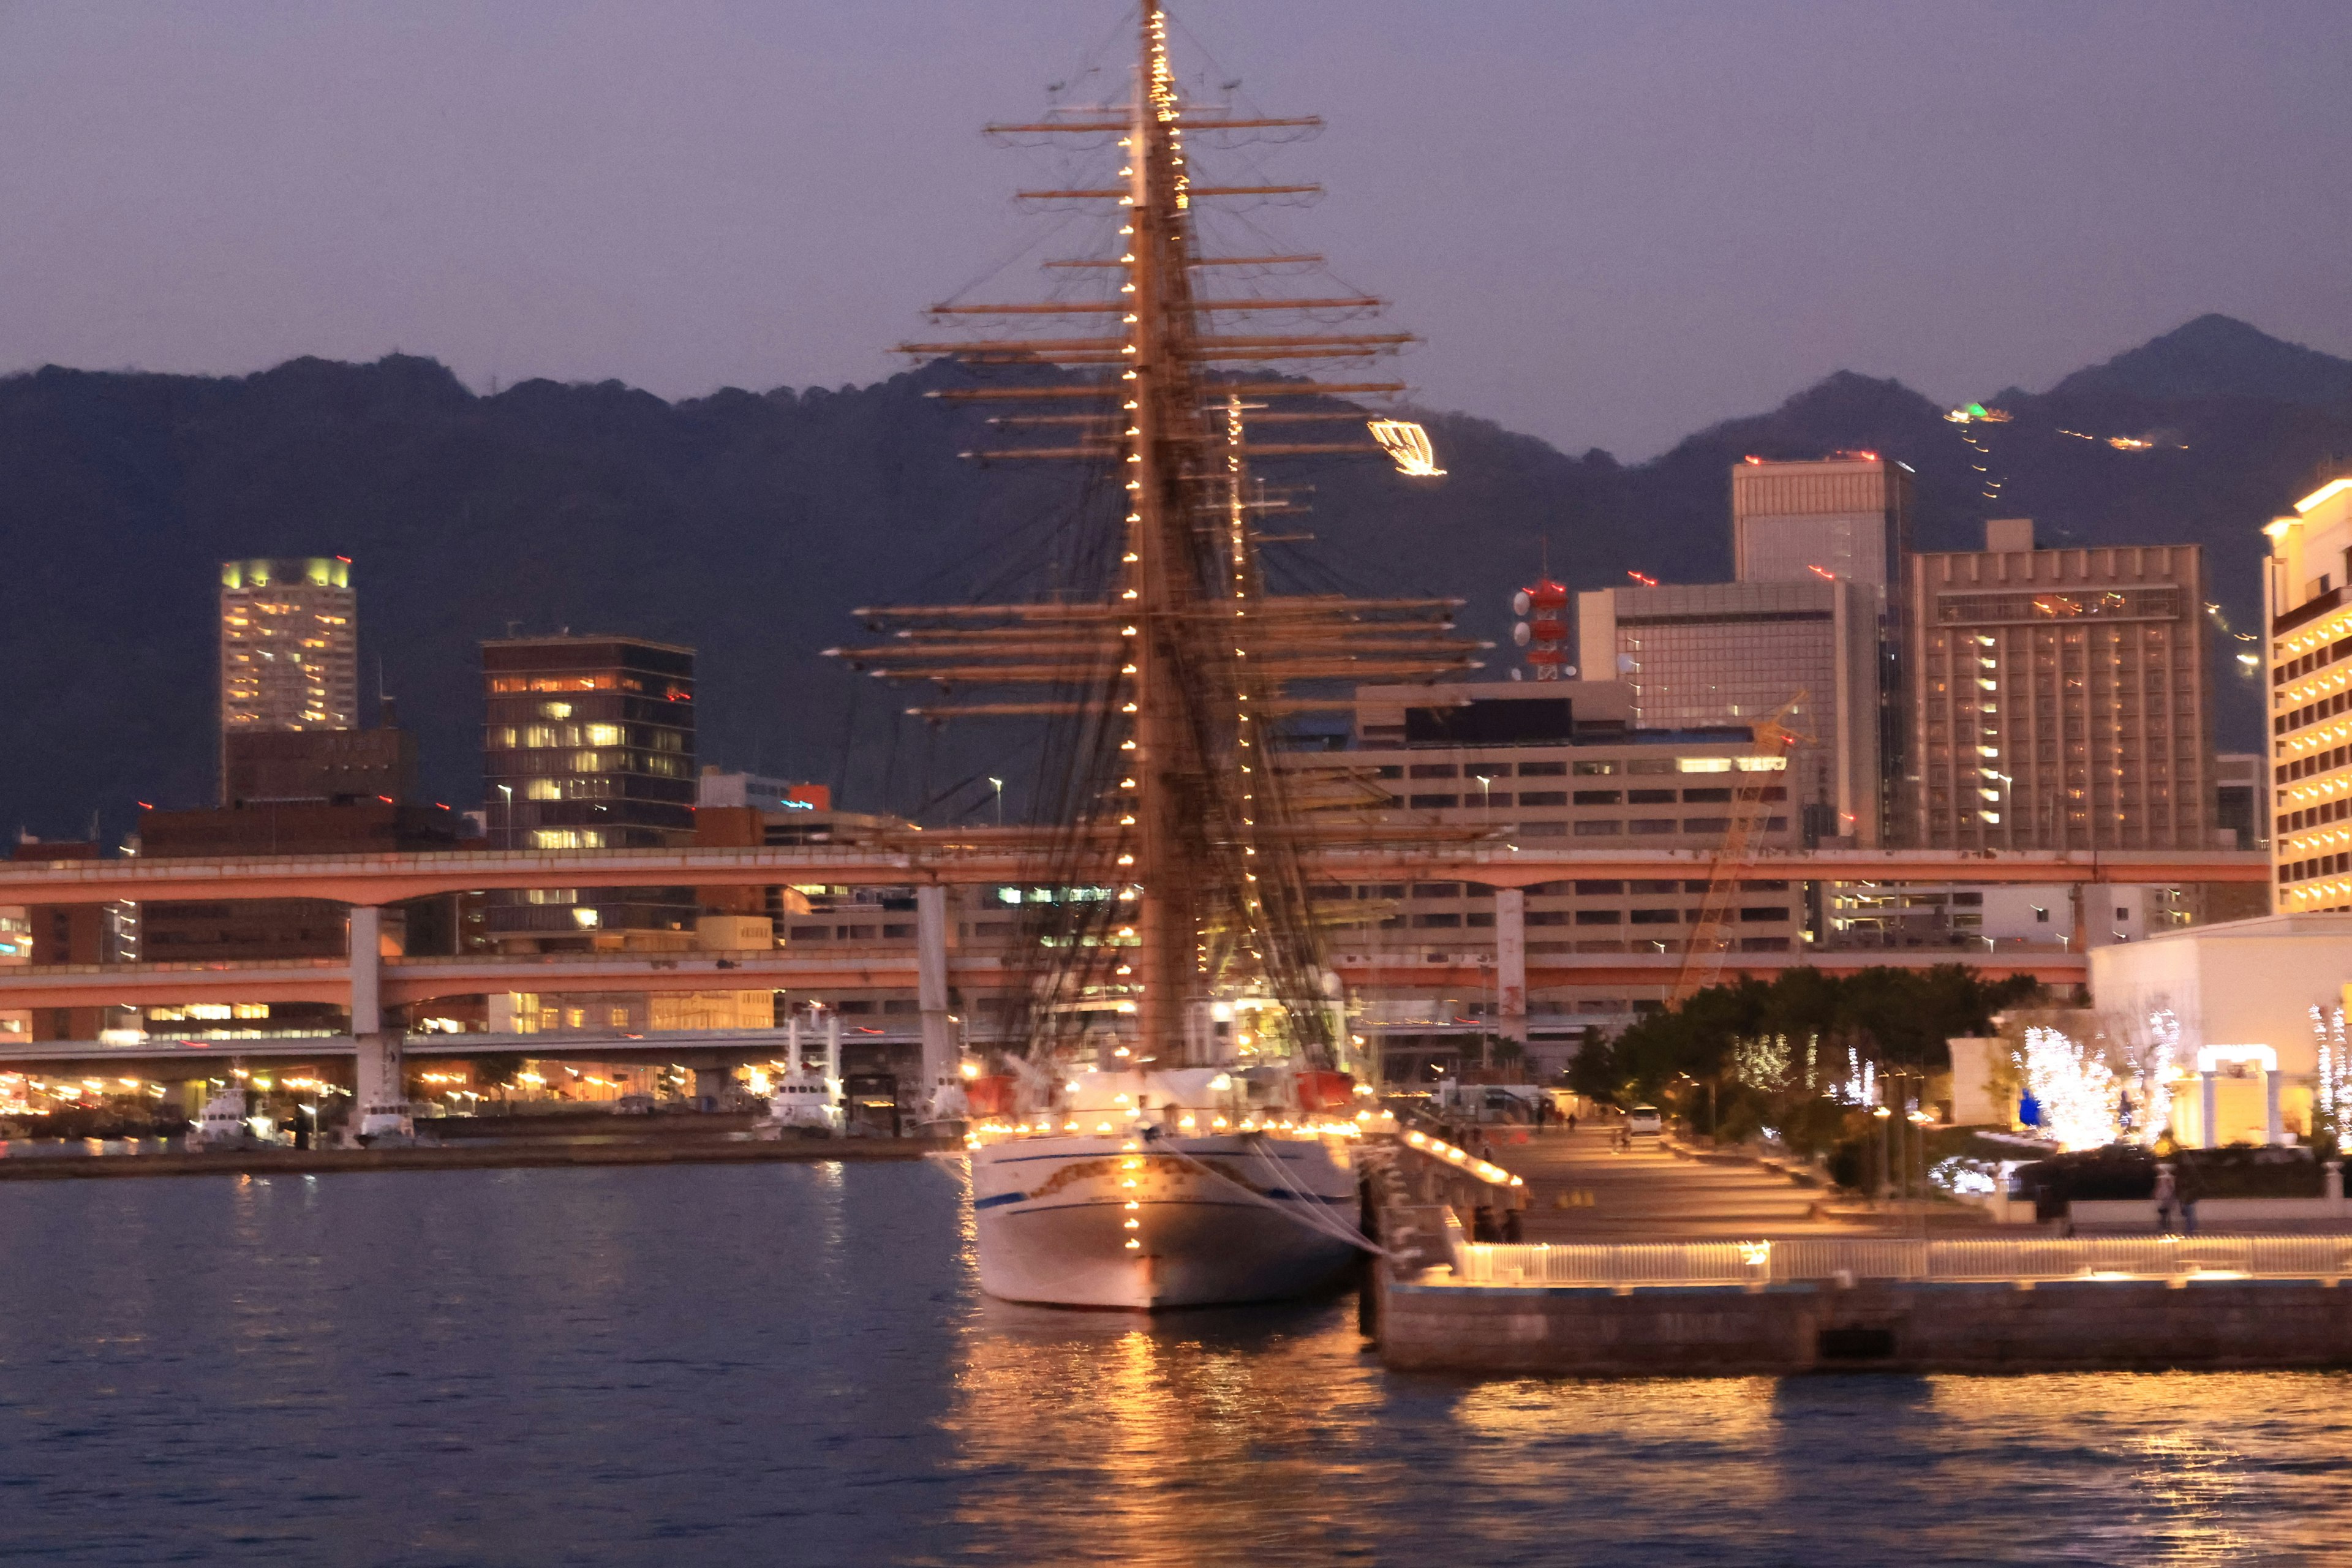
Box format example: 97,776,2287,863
1367,419,1444,476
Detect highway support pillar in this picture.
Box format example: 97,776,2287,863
2199,1069,2218,1149
695,1066,734,1110
916,884,960,1121
349,906,408,1137
349,905,383,1037
2265,1066,2284,1146
1494,886,1528,1063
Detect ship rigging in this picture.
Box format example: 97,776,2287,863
832,3,1477,1082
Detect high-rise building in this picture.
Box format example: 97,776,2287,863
2262,477,2352,911
1732,454,1914,600
1905,519,2212,850
1730,455,1915,838
481,634,697,944
219,559,359,790
1577,579,1882,845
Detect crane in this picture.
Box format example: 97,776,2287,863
1668,693,1812,1006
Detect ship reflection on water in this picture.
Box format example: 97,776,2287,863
940,1287,2352,1567
0,1165,2346,1567
943,1295,1396,1562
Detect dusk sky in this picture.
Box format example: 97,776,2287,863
3,0,2348,459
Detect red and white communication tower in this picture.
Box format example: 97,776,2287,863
1512,578,1573,680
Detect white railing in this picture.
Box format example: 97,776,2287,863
1449,1234,2352,1287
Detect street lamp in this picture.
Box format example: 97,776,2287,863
988,777,1004,827
496,783,513,846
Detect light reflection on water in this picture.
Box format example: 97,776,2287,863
0,1164,2344,1566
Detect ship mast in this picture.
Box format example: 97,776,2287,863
1125,4,1209,1062
832,1,1483,1075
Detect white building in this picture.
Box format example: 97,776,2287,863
2089,911,2352,1145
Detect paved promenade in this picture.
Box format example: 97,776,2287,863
1471,1124,1866,1240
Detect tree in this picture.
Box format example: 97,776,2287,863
470,1054,527,1096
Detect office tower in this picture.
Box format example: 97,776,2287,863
218,559,359,769
1732,454,1914,598
1906,519,2212,850
1578,579,1882,845
481,634,697,944
2263,477,2352,911
1731,455,1915,837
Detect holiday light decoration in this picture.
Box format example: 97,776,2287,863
2018,1025,2120,1152
1834,1046,1876,1109
1731,1033,1792,1091
2138,1008,2181,1145
2311,1003,2351,1134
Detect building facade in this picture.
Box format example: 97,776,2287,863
1732,454,1914,601
1905,520,2212,850
2263,477,2352,911
2215,752,2265,852
219,559,359,786
481,635,699,945
1281,680,1802,1070
223,723,418,807
1577,578,1882,845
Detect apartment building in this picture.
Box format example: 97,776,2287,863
1906,519,2212,850
2264,477,2352,911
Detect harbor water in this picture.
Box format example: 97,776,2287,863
2,1162,2348,1565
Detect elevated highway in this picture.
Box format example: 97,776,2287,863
0,941,2089,1013
0,839,2210,1092
0,840,2270,906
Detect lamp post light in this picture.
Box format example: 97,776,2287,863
496,783,514,846
989,777,1004,827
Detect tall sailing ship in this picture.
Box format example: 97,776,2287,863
835,4,1479,1308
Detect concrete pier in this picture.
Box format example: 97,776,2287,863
1379,1262,2352,1376
1372,1123,2352,1375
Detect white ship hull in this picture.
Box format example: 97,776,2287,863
970,1133,1362,1310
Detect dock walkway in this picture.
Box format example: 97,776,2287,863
1468,1125,1858,1240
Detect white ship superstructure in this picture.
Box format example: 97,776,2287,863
968,1069,1371,1309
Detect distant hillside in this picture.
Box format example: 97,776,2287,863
5,315,2350,839
2046,314,2352,406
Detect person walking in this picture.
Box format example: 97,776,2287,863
2177,1159,2203,1237
2153,1162,2179,1236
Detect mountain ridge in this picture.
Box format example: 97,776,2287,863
5,315,2349,838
